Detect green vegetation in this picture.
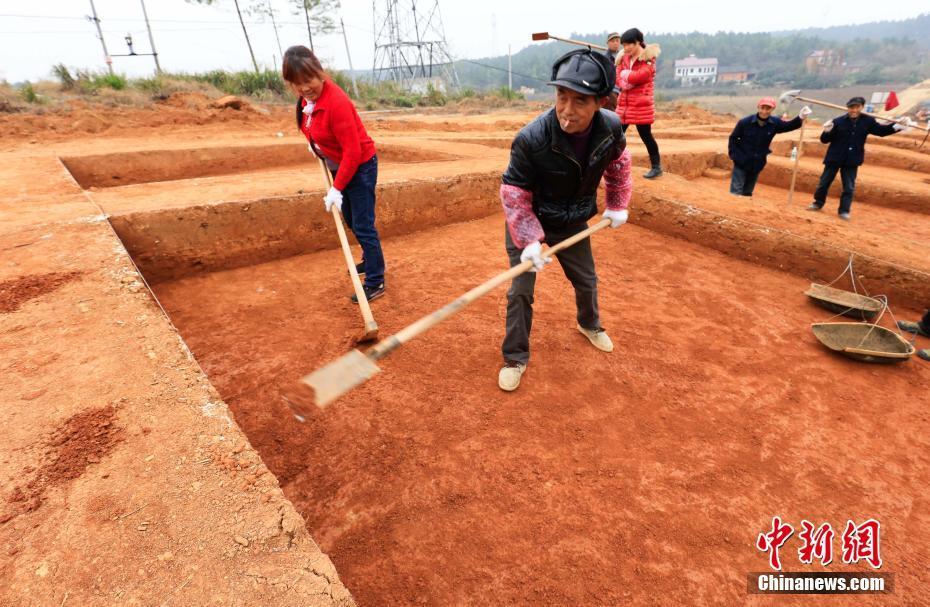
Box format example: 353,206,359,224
20,82,42,104
35,64,523,110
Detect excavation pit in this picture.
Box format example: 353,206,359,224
142,207,929,606
103,158,930,604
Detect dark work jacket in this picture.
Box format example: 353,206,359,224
728,114,802,172
820,113,896,167
501,108,626,230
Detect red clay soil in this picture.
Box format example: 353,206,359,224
155,215,930,606
2,405,124,524
0,271,83,313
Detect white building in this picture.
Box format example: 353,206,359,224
674,54,718,86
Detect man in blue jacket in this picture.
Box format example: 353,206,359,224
728,97,811,197
807,96,913,220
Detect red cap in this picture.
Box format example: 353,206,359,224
758,97,777,109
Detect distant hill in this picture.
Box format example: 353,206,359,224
453,14,930,92
779,13,930,47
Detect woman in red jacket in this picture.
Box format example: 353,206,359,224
283,45,385,302
615,28,663,179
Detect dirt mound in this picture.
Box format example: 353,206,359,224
0,271,82,313
158,91,213,110
656,102,731,125
0,98,290,143
2,405,123,523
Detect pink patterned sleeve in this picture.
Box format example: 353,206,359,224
500,183,544,248
603,147,633,211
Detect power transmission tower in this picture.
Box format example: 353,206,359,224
371,0,459,92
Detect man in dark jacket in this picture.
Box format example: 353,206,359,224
498,48,631,391
807,96,913,220
728,97,811,196
604,32,621,111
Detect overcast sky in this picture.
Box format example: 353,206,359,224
0,1,927,83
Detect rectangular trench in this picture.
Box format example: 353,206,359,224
142,197,930,606
89,164,930,606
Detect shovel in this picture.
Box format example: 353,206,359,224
287,218,612,416
318,157,379,344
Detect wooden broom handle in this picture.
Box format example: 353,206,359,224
795,95,930,133
368,219,612,360
318,157,378,332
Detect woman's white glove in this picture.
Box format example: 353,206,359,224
822,120,834,133
323,187,343,212
603,208,628,228
798,106,812,120
520,241,550,272
619,69,632,81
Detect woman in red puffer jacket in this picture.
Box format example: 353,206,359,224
616,28,663,178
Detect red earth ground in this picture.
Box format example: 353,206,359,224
2,94,929,606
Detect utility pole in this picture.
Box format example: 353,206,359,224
87,0,114,75
508,44,512,90
341,18,359,98
303,2,315,52
233,0,260,73
268,0,283,57
139,0,161,74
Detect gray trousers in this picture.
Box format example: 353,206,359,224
502,223,600,365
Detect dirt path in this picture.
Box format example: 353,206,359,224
0,113,353,606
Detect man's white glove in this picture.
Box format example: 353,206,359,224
893,118,915,133
822,120,834,133
798,106,812,120
323,187,343,212
603,208,628,228
520,241,550,272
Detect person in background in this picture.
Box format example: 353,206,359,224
604,32,621,111
898,311,930,362
615,27,663,179
728,97,811,197
605,32,621,64
806,96,914,221
497,49,632,392
283,45,386,302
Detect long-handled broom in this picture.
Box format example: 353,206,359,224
318,157,379,344
286,218,612,417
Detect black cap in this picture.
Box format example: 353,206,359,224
846,96,866,107
548,49,616,97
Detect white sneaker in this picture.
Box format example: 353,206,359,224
498,362,526,391
577,324,614,352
